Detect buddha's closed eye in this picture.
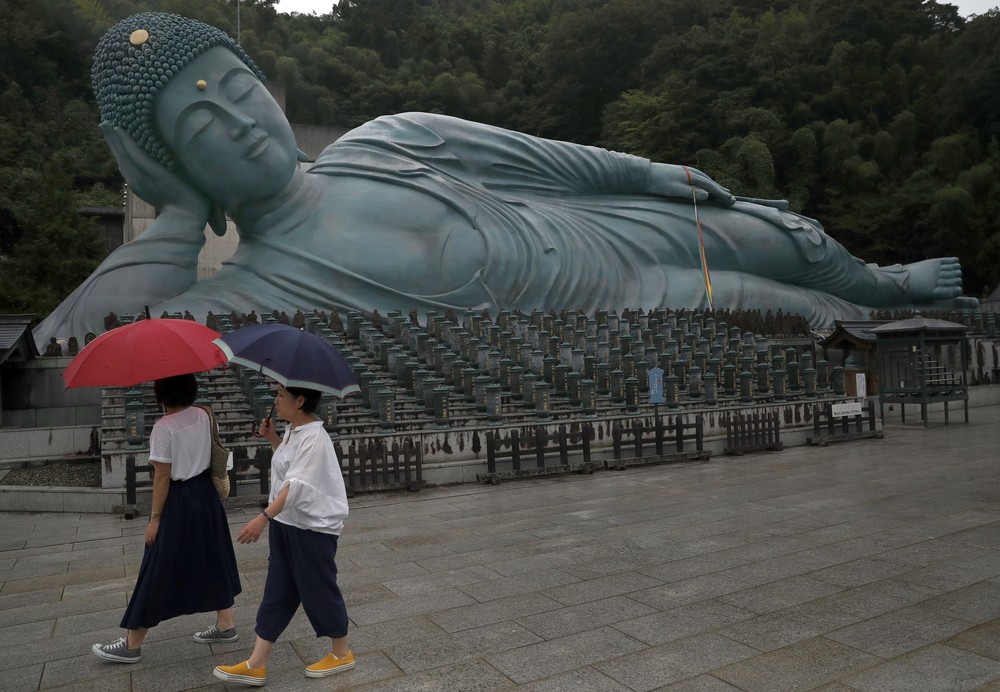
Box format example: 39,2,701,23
226,73,258,103
182,110,214,145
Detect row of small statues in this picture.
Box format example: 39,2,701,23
869,308,998,331
42,308,331,356
102,309,197,331
101,307,325,332
148,305,814,338
358,307,814,339
42,304,997,358
205,309,340,332
200,306,810,347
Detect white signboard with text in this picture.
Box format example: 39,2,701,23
831,401,864,418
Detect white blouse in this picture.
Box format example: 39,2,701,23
269,420,348,535
148,406,211,481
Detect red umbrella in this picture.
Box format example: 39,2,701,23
63,319,228,389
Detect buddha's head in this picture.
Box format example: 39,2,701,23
93,13,299,203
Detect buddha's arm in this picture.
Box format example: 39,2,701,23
33,126,212,344
337,112,733,204
33,215,206,344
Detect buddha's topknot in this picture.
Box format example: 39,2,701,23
91,12,265,169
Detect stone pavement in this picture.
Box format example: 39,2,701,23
2,407,1000,691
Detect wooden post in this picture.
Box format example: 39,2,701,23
486,431,497,474
126,455,136,506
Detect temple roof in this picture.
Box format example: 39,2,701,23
819,320,891,350
870,317,969,334
0,315,39,365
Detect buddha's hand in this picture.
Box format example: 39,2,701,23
649,163,735,206
100,123,212,229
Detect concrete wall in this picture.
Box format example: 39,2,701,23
0,425,99,461
1,358,100,428
1,358,100,463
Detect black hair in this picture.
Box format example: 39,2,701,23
154,373,198,407
285,386,321,414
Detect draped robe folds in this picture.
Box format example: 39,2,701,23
213,113,870,323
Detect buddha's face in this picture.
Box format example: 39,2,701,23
154,46,298,205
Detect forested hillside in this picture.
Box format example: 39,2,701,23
1,0,998,319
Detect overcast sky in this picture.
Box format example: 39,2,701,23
274,0,998,18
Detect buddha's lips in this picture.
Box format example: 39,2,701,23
245,135,269,159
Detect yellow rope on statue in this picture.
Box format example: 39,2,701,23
684,166,715,311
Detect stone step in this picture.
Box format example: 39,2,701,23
100,403,255,420
100,384,245,401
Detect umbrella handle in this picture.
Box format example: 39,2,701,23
251,403,277,439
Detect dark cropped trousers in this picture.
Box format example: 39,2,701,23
255,519,349,642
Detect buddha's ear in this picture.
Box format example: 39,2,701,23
297,148,309,162
209,206,228,237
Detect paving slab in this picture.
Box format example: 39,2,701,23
384,620,541,674
840,643,1000,691
1,405,999,690
595,633,757,691
716,601,863,653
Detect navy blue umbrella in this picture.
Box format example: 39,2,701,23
213,323,360,398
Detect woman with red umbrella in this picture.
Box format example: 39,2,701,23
91,373,243,663
68,318,244,663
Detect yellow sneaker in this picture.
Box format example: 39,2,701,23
213,660,267,686
305,651,356,678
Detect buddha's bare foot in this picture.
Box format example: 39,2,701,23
898,257,965,303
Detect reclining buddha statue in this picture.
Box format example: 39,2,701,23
34,12,976,345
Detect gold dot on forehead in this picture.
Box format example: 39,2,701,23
196,79,207,90
129,29,149,46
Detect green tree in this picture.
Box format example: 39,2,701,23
937,11,1000,139
0,167,107,317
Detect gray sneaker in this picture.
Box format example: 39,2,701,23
92,636,141,663
193,625,239,643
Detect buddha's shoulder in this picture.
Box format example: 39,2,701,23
321,112,483,158
341,112,468,139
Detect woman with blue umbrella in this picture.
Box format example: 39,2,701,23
211,324,357,685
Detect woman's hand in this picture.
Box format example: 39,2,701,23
649,163,735,206
254,415,273,439
237,513,268,544
145,516,160,545
254,415,282,449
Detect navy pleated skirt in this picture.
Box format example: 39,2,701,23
121,472,242,629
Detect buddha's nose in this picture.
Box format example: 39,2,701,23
231,115,257,139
